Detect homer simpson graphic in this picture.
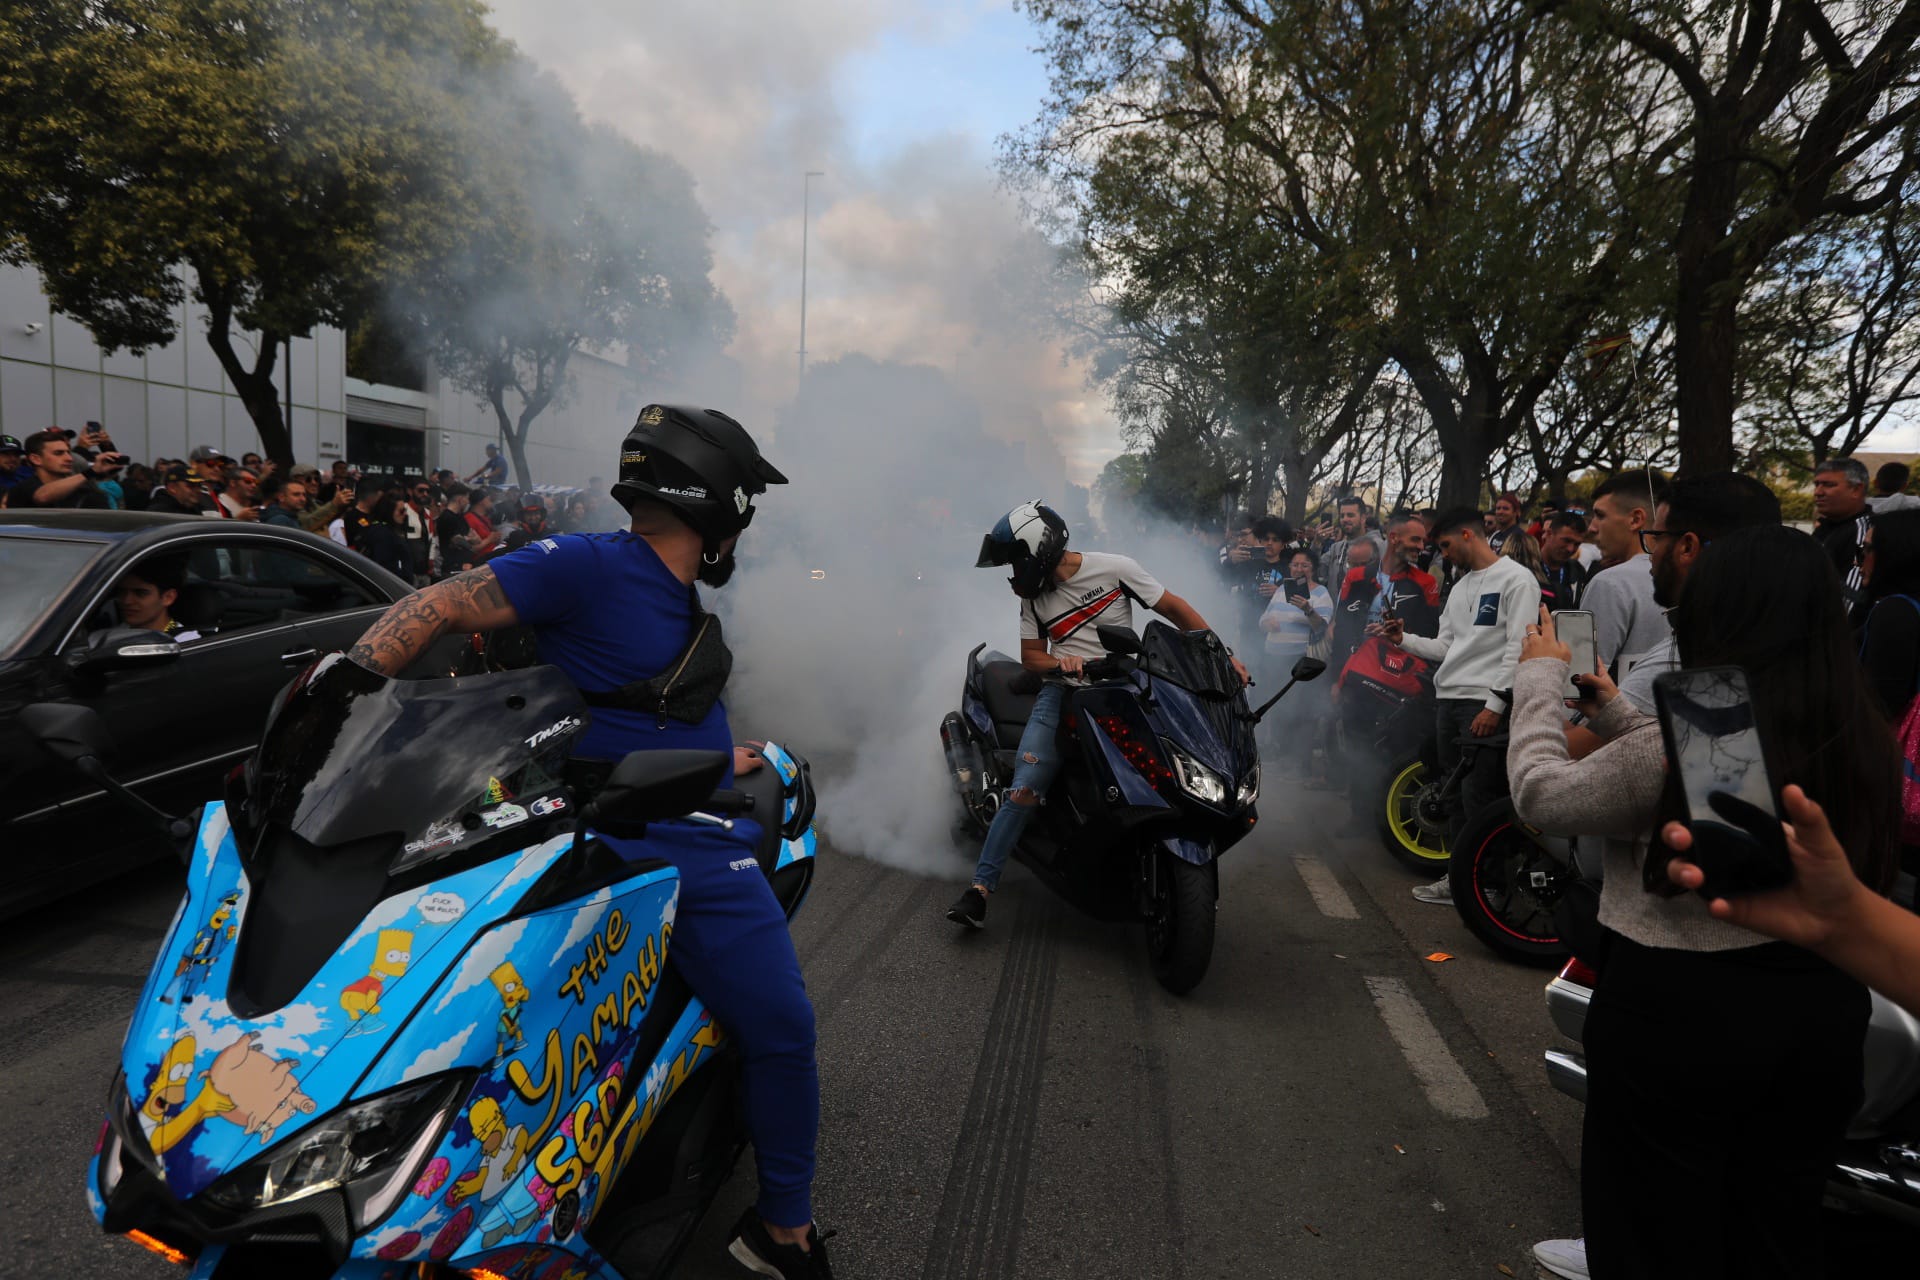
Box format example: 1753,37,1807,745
451,1096,542,1248
341,929,413,1023
490,962,529,1059
137,1034,234,1155
164,892,240,1005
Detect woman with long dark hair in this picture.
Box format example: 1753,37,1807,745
358,492,415,582
1509,524,1900,1277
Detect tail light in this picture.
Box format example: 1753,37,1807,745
1558,956,1598,987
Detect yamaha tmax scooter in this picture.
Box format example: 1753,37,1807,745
939,621,1323,995
33,653,820,1280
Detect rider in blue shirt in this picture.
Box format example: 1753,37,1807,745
345,405,831,1279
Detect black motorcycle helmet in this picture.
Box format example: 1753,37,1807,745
977,500,1069,598
609,404,787,549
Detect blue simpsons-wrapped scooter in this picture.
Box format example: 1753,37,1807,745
42,653,817,1280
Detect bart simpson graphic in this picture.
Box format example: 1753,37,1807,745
490,962,529,1058
341,929,413,1021
164,892,240,1005
451,1096,542,1248
136,1033,234,1156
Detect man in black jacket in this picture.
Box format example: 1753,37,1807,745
2,429,115,509
1812,457,1872,614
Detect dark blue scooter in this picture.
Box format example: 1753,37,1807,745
939,621,1323,993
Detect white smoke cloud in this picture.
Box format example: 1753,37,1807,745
481,0,1120,482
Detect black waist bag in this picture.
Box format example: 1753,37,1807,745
580,607,733,729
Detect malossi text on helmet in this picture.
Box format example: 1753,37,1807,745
610,404,788,550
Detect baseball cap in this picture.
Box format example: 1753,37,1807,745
162,464,192,483
288,463,320,479
0,435,22,455
189,444,228,464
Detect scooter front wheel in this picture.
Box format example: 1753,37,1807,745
1146,852,1217,996
1377,758,1452,872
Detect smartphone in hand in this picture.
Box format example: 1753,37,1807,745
1651,667,1790,897
1556,610,1595,701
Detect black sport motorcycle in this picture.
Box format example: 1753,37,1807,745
939,621,1323,994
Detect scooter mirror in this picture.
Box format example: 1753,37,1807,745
586,749,732,836
1096,624,1143,656
19,701,112,766
1291,656,1328,682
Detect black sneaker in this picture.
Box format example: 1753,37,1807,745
945,887,987,929
727,1208,835,1279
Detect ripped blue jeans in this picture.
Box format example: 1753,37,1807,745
971,683,1065,892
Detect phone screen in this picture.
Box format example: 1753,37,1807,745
1556,611,1596,700
1655,668,1777,827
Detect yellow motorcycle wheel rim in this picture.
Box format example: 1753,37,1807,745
1386,761,1451,863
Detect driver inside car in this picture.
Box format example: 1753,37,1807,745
88,556,201,646
949,501,1248,930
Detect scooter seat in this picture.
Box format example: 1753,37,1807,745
733,756,789,874
979,660,1039,749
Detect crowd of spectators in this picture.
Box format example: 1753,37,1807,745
1213,456,1918,1279
0,422,613,585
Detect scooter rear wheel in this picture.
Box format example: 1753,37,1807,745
1446,799,1569,967
1146,852,1217,996
1377,759,1452,872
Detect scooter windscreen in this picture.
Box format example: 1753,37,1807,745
242,653,588,859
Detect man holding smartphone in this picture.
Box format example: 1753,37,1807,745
1,429,114,509
1374,507,1539,904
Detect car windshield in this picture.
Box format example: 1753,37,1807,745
244,654,589,856
0,538,103,658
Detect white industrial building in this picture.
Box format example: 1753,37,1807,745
0,263,637,486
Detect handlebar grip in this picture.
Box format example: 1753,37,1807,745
704,789,755,815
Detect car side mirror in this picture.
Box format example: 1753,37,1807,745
1291,656,1328,682
582,749,731,838
19,702,112,765
1096,624,1142,656
69,629,180,676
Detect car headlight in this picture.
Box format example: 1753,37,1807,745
202,1073,468,1230
1237,762,1260,808
1166,745,1229,806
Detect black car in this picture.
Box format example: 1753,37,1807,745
0,511,457,915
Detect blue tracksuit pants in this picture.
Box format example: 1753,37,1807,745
608,819,818,1227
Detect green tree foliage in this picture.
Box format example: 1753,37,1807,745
1013,0,1671,507
1533,0,1920,473
0,0,506,464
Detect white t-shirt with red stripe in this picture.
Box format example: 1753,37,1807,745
1017,552,1167,661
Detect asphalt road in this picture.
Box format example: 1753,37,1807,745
4,787,1913,1279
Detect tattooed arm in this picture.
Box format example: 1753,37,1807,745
347,568,520,677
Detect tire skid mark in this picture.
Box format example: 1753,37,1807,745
920,897,1060,1280
796,858,897,969
1125,946,1188,1280
809,879,942,1027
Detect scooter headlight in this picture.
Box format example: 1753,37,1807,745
201,1073,468,1229
1166,745,1229,806
1237,761,1260,808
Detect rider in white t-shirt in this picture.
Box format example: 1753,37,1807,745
948,501,1248,929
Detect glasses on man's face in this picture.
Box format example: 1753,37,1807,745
1637,528,1681,554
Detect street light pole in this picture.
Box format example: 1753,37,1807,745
799,170,825,385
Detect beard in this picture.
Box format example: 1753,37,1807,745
697,547,737,588
1651,553,1683,608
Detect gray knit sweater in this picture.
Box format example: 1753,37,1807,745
1507,657,1764,952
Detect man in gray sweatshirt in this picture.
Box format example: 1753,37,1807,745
1375,506,1540,903
1582,469,1672,675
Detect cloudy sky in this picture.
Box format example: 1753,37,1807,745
483,0,1120,482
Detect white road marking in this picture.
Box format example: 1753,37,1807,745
1292,855,1359,920
1363,975,1490,1120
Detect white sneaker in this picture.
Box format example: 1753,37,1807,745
1532,1237,1588,1280
1410,877,1453,905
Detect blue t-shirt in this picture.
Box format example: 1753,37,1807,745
490,532,734,778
